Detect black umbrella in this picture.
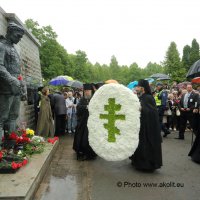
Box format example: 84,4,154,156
150,73,170,80
186,59,200,78
66,80,83,88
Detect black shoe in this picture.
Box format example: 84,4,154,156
163,133,167,137
166,130,171,134
77,153,84,161
174,137,184,140
85,155,97,160
163,131,170,137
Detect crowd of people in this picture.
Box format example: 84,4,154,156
35,87,83,137
34,80,200,172
1,21,199,174
151,82,200,140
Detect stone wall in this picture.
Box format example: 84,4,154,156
0,7,7,36
0,7,42,129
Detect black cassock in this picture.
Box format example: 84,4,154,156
73,97,96,160
130,93,162,171
188,115,200,163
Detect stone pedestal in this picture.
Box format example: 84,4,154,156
0,141,59,200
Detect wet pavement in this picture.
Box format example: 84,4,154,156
34,134,91,200
34,131,200,200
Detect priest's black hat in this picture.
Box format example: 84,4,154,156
138,79,152,95
38,86,44,92
83,83,93,90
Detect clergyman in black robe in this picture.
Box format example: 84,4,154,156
130,79,162,171
73,83,96,160
188,107,200,163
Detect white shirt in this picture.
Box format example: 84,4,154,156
65,97,74,116
183,92,191,108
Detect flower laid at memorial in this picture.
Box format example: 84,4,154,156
0,149,28,173
47,137,59,144
26,128,35,137
21,140,45,156
0,128,53,173
31,136,45,143
88,83,141,161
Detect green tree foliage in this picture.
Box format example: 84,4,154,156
25,19,191,85
68,50,90,82
40,39,70,78
128,63,143,83
90,63,110,82
109,55,120,80
25,19,57,43
182,45,191,70
189,39,200,66
119,65,130,85
142,62,164,78
163,42,186,82
25,19,69,80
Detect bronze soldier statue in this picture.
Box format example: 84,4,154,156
0,21,25,142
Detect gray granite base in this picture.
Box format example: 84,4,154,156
0,141,59,200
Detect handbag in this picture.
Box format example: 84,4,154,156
176,109,180,116
164,109,172,116
164,100,172,116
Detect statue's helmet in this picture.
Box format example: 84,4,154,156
7,21,25,35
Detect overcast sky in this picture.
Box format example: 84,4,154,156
1,0,200,67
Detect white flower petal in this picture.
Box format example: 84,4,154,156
88,83,140,161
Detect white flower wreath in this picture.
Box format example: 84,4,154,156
88,83,140,161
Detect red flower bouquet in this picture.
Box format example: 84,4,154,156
0,150,28,173
47,137,59,144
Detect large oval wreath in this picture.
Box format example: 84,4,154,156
88,83,140,161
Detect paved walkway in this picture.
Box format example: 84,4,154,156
34,135,91,200
34,131,200,200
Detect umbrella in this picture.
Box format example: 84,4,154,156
49,75,73,86
62,75,73,81
156,77,170,81
144,78,155,83
186,59,200,78
66,80,83,88
127,81,138,89
150,73,170,80
191,77,200,84
105,79,119,84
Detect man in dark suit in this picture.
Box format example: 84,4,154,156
177,84,199,140
52,91,67,136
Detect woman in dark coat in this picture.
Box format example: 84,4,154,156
130,80,162,172
73,84,96,160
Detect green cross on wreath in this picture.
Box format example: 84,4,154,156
100,98,126,142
